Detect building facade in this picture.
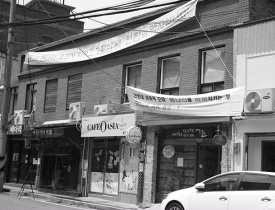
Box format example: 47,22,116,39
3,0,83,189
9,0,275,205
233,17,275,172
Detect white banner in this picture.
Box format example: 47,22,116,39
126,86,246,116
25,0,198,65
81,112,136,137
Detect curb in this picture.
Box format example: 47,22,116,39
5,189,138,210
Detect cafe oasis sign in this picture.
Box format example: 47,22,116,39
81,112,136,137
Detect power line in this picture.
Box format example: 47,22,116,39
5,0,184,27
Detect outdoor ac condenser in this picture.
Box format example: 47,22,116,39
69,102,86,121
243,88,275,114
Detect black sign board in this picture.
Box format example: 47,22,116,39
164,127,215,139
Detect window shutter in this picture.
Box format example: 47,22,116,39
44,79,58,113
66,74,82,109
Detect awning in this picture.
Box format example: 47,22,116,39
22,126,80,139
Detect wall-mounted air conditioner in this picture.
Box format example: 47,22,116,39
69,102,86,121
94,104,113,114
243,88,275,114
14,110,28,125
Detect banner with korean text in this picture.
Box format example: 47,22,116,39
25,0,198,65
126,86,246,116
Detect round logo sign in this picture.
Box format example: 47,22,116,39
126,126,142,144
163,145,175,158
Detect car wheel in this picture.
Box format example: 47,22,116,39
166,202,184,210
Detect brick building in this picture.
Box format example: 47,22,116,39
8,0,275,205
3,0,84,191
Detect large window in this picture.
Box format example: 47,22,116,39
160,56,180,95
25,83,37,113
9,87,18,114
44,79,58,113
66,74,82,110
123,63,142,103
200,47,225,94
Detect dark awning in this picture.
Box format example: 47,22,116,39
22,126,80,139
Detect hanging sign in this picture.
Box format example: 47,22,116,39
213,134,228,145
24,138,31,149
81,112,136,137
126,86,246,117
24,0,198,65
163,145,175,158
126,126,142,144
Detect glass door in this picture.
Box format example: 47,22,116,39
9,142,21,183
197,144,221,182
262,141,275,172
90,138,119,195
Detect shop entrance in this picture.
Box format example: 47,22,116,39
8,140,38,184
262,141,275,172
90,138,119,195
197,144,221,182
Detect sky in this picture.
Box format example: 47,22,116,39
20,0,171,31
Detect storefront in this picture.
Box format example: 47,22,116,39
156,123,226,202
233,115,275,172
23,125,83,195
81,112,141,203
7,124,38,185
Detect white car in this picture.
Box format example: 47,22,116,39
160,171,275,210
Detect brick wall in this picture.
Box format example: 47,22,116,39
250,0,275,21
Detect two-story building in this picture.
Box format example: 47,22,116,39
3,0,83,190
11,0,275,205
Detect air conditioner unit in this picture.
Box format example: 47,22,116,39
94,104,113,114
244,88,275,114
69,102,86,121
14,110,28,125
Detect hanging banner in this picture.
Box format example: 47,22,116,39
126,86,246,116
25,0,198,65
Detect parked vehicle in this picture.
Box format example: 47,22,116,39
160,171,275,210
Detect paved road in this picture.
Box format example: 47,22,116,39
0,192,97,210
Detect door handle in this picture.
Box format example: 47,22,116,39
261,197,271,202
219,196,228,201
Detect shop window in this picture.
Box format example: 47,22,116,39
122,63,142,103
40,136,83,190
25,83,37,113
9,87,18,114
159,56,180,95
66,74,82,110
44,79,58,113
200,47,225,94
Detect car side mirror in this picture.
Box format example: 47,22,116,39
195,182,205,191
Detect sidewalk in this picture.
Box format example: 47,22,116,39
3,184,161,210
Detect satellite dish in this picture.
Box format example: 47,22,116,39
245,91,261,111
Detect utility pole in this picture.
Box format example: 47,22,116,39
0,0,16,192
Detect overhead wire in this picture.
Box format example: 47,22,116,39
6,0,186,27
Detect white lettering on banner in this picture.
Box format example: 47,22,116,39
126,86,246,117
25,0,198,65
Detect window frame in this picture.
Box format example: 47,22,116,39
9,86,18,115
159,55,180,96
122,62,142,103
44,79,58,113
25,83,37,113
66,74,82,110
199,46,226,94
